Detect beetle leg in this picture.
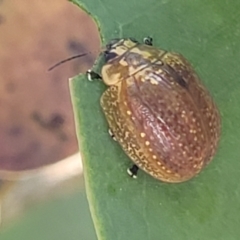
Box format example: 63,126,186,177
86,69,102,81
143,36,153,46
127,164,139,179
108,129,117,141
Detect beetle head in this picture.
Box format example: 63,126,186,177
103,38,139,63
101,38,143,86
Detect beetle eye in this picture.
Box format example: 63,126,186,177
104,51,118,62
129,37,138,43
106,38,121,50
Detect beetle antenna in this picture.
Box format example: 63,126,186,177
48,53,89,71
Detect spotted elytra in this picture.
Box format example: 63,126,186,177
51,37,221,183
86,37,221,183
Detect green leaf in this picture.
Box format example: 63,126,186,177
70,1,240,239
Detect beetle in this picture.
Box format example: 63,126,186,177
87,37,221,183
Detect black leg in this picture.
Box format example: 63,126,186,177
143,36,153,46
108,129,117,141
127,164,139,179
86,69,102,81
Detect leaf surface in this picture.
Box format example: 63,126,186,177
70,1,240,239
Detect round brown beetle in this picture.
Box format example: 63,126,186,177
88,37,221,183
